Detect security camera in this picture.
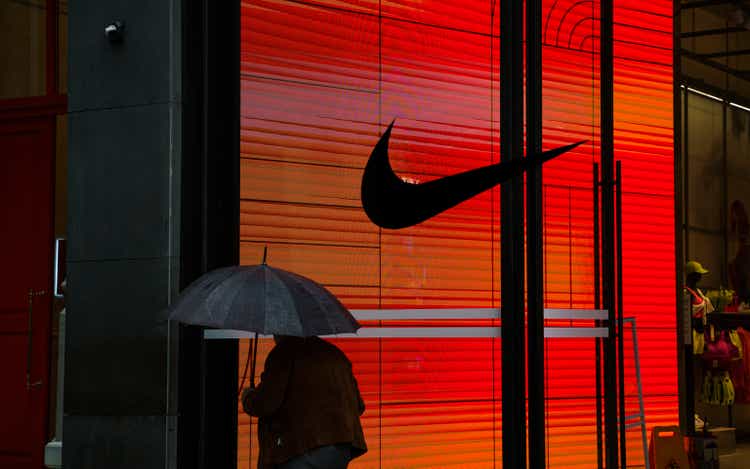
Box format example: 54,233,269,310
104,21,125,42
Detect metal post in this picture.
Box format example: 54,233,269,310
682,70,695,438
501,0,527,466
626,317,649,469
616,161,626,468
722,100,729,287
594,163,603,469
526,0,545,466
601,0,619,466
673,0,692,437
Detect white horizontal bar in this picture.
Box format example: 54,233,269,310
543,309,609,320
351,308,608,321
544,327,609,338
337,327,498,338
730,101,750,113
351,308,498,320
687,87,723,102
204,326,609,340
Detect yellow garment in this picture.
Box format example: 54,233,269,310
713,374,722,405
730,330,744,359
702,374,714,404
694,329,705,355
701,371,736,406
722,372,736,406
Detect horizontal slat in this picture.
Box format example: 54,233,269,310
351,308,609,320
205,326,609,339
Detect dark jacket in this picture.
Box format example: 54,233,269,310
243,337,367,467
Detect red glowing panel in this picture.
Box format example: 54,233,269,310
238,0,675,467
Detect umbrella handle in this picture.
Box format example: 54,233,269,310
238,332,260,397
250,332,259,388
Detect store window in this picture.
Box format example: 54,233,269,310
683,89,750,306
681,85,750,442
238,0,675,467
0,0,47,99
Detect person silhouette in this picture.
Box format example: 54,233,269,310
241,335,367,469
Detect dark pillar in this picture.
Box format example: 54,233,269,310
600,0,619,467
674,0,691,436
64,1,239,468
526,0,545,466
501,0,526,467
179,0,240,467
64,1,184,467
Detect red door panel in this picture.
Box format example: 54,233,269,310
0,117,54,469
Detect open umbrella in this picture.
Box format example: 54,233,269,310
167,265,359,336
167,249,360,387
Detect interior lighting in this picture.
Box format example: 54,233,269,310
729,101,750,113
686,87,724,102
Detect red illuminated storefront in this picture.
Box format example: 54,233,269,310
231,0,676,468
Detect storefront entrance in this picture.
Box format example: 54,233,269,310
0,117,55,468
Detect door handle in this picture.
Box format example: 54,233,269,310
27,289,46,390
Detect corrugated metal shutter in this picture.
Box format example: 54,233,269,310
238,0,676,467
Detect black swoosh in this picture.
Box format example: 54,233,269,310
361,121,584,229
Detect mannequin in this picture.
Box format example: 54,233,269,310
686,261,714,357
686,261,714,328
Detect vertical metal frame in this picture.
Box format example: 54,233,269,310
46,0,60,97
178,0,240,467
594,163,604,469
600,0,619,466
500,0,527,467
722,99,729,287
526,0,546,466
674,0,692,436
616,161,625,469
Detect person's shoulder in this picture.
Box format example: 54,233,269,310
265,340,297,363
313,337,351,362
312,336,339,351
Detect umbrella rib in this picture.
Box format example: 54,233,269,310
266,266,304,336
207,271,247,326
281,270,336,335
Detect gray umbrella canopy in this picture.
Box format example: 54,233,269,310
167,264,360,336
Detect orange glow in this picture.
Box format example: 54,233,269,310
239,0,675,467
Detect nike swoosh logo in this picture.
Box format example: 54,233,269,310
361,120,584,229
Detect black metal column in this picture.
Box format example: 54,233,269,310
501,0,526,466
674,0,692,437
616,161,626,469
600,0,619,467
178,0,240,468
594,163,604,469
526,0,545,466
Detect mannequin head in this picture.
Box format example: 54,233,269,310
686,272,702,289
686,261,709,289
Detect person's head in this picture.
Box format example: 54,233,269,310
686,261,709,287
